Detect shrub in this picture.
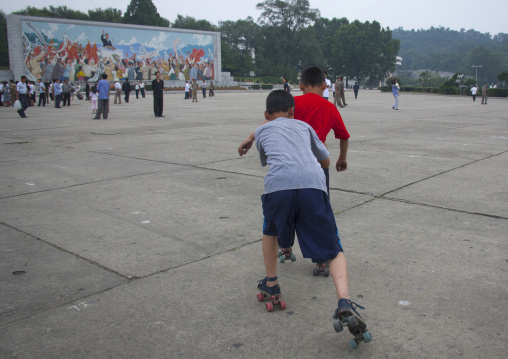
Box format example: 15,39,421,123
487,88,508,97
261,84,273,90
251,84,261,90
260,76,281,84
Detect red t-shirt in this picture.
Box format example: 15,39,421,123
294,93,350,143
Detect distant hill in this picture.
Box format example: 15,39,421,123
393,27,508,79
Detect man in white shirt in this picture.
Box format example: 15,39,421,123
323,71,331,100
38,79,46,107
17,76,29,117
140,81,145,98
470,85,478,102
114,80,122,104
184,81,190,99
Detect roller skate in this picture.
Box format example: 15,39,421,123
278,247,296,263
257,276,286,312
332,298,372,349
313,260,330,277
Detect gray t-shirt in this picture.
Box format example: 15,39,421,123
255,117,329,194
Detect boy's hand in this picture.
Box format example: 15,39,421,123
336,159,347,172
238,138,254,156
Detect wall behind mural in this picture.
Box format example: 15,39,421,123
21,20,215,83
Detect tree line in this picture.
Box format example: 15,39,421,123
1,0,506,85
393,26,508,85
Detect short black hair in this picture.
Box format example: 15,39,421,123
266,90,295,114
300,66,325,87
101,73,108,79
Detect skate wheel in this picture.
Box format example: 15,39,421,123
279,256,285,263
279,300,286,310
257,292,265,302
348,315,358,328
290,254,296,262
350,338,359,349
324,269,330,277
333,321,343,333
266,302,274,312
362,331,372,343
313,268,319,276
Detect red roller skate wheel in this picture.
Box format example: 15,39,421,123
279,300,286,310
266,302,274,312
257,293,265,302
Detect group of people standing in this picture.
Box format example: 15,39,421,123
113,79,146,104
184,79,215,102
0,76,88,117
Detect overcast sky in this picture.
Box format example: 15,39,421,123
3,0,507,35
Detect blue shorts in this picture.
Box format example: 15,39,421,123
262,189,343,260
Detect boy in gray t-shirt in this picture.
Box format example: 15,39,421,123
255,90,370,344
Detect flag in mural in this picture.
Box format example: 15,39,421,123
21,20,215,83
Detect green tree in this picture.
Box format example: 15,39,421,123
88,8,123,23
467,46,506,84
256,0,320,76
123,0,170,27
332,20,400,87
313,17,349,75
172,15,217,31
498,70,508,85
13,5,89,20
220,18,260,76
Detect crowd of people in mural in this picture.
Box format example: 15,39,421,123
23,29,215,84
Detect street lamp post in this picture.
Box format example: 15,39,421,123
472,65,482,84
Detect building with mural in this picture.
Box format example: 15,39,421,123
6,15,223,84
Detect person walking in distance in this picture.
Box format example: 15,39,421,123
184,81,190,99
53,79,63,108
470,85,478,102
37,79,46,107
334,77,343,108
152,71,164,117
135,82,140,99
93,74,110,120
353,82,359,99
283,77,290,93
122,78,131,103
481,83,488,105
140,81,145,98
191,78,199,102
62,79,72,107
209,81,215,97
16,76,29,117
338,77,347,107
114,80,122,104
391,81,399,110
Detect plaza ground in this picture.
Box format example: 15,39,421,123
0,90,507,358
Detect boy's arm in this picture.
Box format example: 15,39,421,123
336,139,348,172
319,157,330,169
238,119,269,156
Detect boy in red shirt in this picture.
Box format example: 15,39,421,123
239,67,369,347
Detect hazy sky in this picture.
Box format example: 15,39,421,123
3,0,507,35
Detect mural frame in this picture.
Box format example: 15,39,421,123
6,15,222,84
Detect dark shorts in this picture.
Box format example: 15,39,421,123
262,189,343,260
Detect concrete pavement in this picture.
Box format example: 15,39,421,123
0,90,507,358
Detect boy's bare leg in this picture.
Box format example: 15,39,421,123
262,234,278,287
328,252,350,300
